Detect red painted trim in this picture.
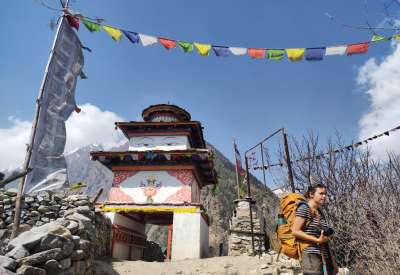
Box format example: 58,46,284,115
167,225,173,260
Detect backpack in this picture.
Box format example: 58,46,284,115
276,193,311,259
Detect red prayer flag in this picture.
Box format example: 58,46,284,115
248,48,266,59
158,38,177,50
66,15,80,31
346,42,369,56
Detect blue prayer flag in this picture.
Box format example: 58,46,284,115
212,46,230,57
122,30,140,44
305,47,326,61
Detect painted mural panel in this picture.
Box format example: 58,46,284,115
108,170,197,204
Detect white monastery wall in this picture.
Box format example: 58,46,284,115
172,212,208,260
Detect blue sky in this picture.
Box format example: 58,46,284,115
1,1,400,187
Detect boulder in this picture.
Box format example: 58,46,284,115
44,259,62,274
6,246,30,260
19,248,63,266
0,266,16,275
8,222,70,252
0,255,17,271
16,265,46,275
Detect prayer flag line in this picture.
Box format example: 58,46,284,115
67,15,399,62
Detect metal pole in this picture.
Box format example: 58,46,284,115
11,8,68,239
246,128,284,153
283,131,295,193
260,143,267,188
232,139,242,199
244,156,255,255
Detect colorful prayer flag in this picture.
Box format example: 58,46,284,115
194,43,212,56
66,15,80,30
103,26,122,41
267,49,285,60
248,48,266,59
212,46,230,57
122,30,139,44
229,47,247,56
233,141,245,176
177,41,194,53
139,34,158,46
82,18,100,32
158,38,177,50
346,42,369,55
325,45,347,56
305,47,326,61
286,48,305,61
392,34,400,41
371,34,386,42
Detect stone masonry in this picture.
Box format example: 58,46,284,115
228,199,267,256
0,188,111,275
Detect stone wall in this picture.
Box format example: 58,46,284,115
228,199,267,256
0,188,111,275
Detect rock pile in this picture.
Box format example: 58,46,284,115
228,199,267,256
0,189,109,275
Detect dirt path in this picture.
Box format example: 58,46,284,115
93,253,301,275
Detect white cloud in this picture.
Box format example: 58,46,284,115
0,104,125,171
0,117,31,171
357,43,400,159
65,103,125,152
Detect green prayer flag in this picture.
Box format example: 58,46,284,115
267,49,285,60
371,34,386,42
82,19,101,32
177,41,194,53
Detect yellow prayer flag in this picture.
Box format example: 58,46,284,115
286,48,305,61
194,43,211,56
393,34,400,41
103,25,123,41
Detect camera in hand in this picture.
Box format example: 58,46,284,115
320,226,334,236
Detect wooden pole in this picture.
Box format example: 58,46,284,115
11,2,69,239
283,131,295,193
232,138,241,199
244,156,255,255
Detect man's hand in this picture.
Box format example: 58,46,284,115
316,231,329,244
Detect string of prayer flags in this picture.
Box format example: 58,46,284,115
194,43,212,56
82,18,101,32
267,49,285,60
229,47,247,56
122,30,139,44
66,15,80,30
286,48,305,61
76,15,399,62
178,41,194,53
305,47,325,61
139,34,158,46
103,26,122,41
252,124,400,171
346,42,369,55
159,38,177,50
248,48,266,59
212,46,230,57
